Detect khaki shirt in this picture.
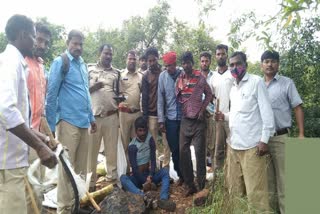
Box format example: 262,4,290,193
88,63,119,116
120,68,142,110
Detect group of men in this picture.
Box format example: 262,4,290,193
0,14,304,214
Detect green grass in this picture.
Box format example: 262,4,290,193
187,171,271,214
187,138,320,214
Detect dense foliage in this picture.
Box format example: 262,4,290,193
0,0,318,137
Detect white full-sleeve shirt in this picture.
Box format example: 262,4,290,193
210,69,234,114
0,44,30,169
227,73,275,150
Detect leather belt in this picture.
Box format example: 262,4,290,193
274,128,289,136
119,106,140,114
95,109,118,117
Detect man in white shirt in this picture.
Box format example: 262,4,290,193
0,14,57,214
210,44,233,171
215,51,275,212
199,51,215,170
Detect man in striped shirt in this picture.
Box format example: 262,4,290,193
176,51,212,196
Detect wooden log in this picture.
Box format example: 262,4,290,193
86,191,101,211
80,184,114,206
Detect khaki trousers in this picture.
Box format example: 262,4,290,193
268,134,286,214
28,149,45,211
119,111,142,171
0,167,32,214
148,116,170,167
56,120,89,214
226,145,271,212
213,121,229,170
88,114,119,187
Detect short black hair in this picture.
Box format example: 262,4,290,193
261,50,280,62
181,51,194,65
215,44,228,53
35,22,51,37
230,51,248,67
67,29,84,42
145,47,159,59
98,44,112,54
135,116,148,130
127,50,137,57
200,51,212,60
5,14,34,42
139,53,147,61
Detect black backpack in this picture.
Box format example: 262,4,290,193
60,53,70,78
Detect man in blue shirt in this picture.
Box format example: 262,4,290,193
157,51,183,184
46,30,96,214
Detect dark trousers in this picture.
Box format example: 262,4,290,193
165,119,182,178
179,117,206,190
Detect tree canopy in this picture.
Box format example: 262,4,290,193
0,0,318,137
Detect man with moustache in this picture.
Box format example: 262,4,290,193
120,116,176,212
158,51,183,185
119,50,143,172
210,44,233,171
26,23,51,132
176,51,212,196
199,51,215,170
0,14,57,214
216,51,274,212
88,44,121,189
138,54,148,75
46,30,96,214
25,22,52,209
261,50,304,214
141,47,170,168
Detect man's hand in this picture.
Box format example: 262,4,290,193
36,145,58,169
89,81,104,93
214,111,224,121
90,122,97,134
159,122,166,133
256,142,268,156
32,129,48,142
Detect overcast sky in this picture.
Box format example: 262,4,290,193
0,0,280,62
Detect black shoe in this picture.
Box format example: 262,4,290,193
176,178,184,186
169,177,174,184
183,184,197,197
158,199,176,212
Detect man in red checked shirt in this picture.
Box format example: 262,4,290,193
176,51,212,197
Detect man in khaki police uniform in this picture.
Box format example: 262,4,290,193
88,44,120,189
119,50,143,171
